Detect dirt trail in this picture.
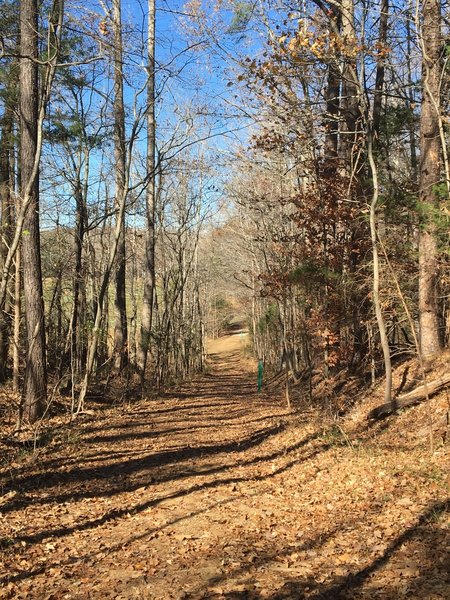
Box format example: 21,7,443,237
1,333,448,599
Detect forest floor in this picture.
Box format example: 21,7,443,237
0,332,449,599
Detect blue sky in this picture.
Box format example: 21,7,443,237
39,0,265,229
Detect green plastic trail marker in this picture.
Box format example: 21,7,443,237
257,358,264,392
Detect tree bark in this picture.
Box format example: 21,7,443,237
368,0,391,403
77,189,129,412
20,0,47,422
368,130,392,403
372,0,388,136
0,104,14,381
418,0,442,357
138,0,156,381
112,0,128,371
66,176,87,378
13,249,21,393
340,0,360,167
323,7,340,172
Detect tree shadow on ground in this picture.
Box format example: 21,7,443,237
0,367,294,512
21,410,288,477
0,493,242,585
6,494,445,597
0,421,285,499
0,428,328,547
195,498,449,600
160,373,258,397
79,408,287,437
1,502,341,588
306,498,450,600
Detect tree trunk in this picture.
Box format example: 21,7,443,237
418,0,442,357
368,372,450,420
340,0,360,168
368,130,392,403
323,8,340,173
368,0,392,403
0,105,14,381
77,192,129,411
372,0,388,135
138,0,156,380
20,0,47,422
66,178,87,378
112,0,128,371
13,249,21,393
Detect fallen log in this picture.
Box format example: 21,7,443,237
368,371,450,420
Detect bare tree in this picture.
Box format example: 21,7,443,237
138,0,156,381
0,99,15,381
20,0,47,422
418,0,442,358
112,0,128,371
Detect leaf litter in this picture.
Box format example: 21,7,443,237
0,334,449,599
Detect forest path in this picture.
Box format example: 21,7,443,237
1,333,448,599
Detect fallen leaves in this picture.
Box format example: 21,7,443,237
1,345,449,600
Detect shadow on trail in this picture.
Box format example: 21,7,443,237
1,366,288,510
2,335,447,597
0,429,328,547
4,480,446,597
192,498,449,600
0,494,242,585
306,498,450,600
29,412,287,475
160,377,258,400
0,422,288,511
1,398,289,503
